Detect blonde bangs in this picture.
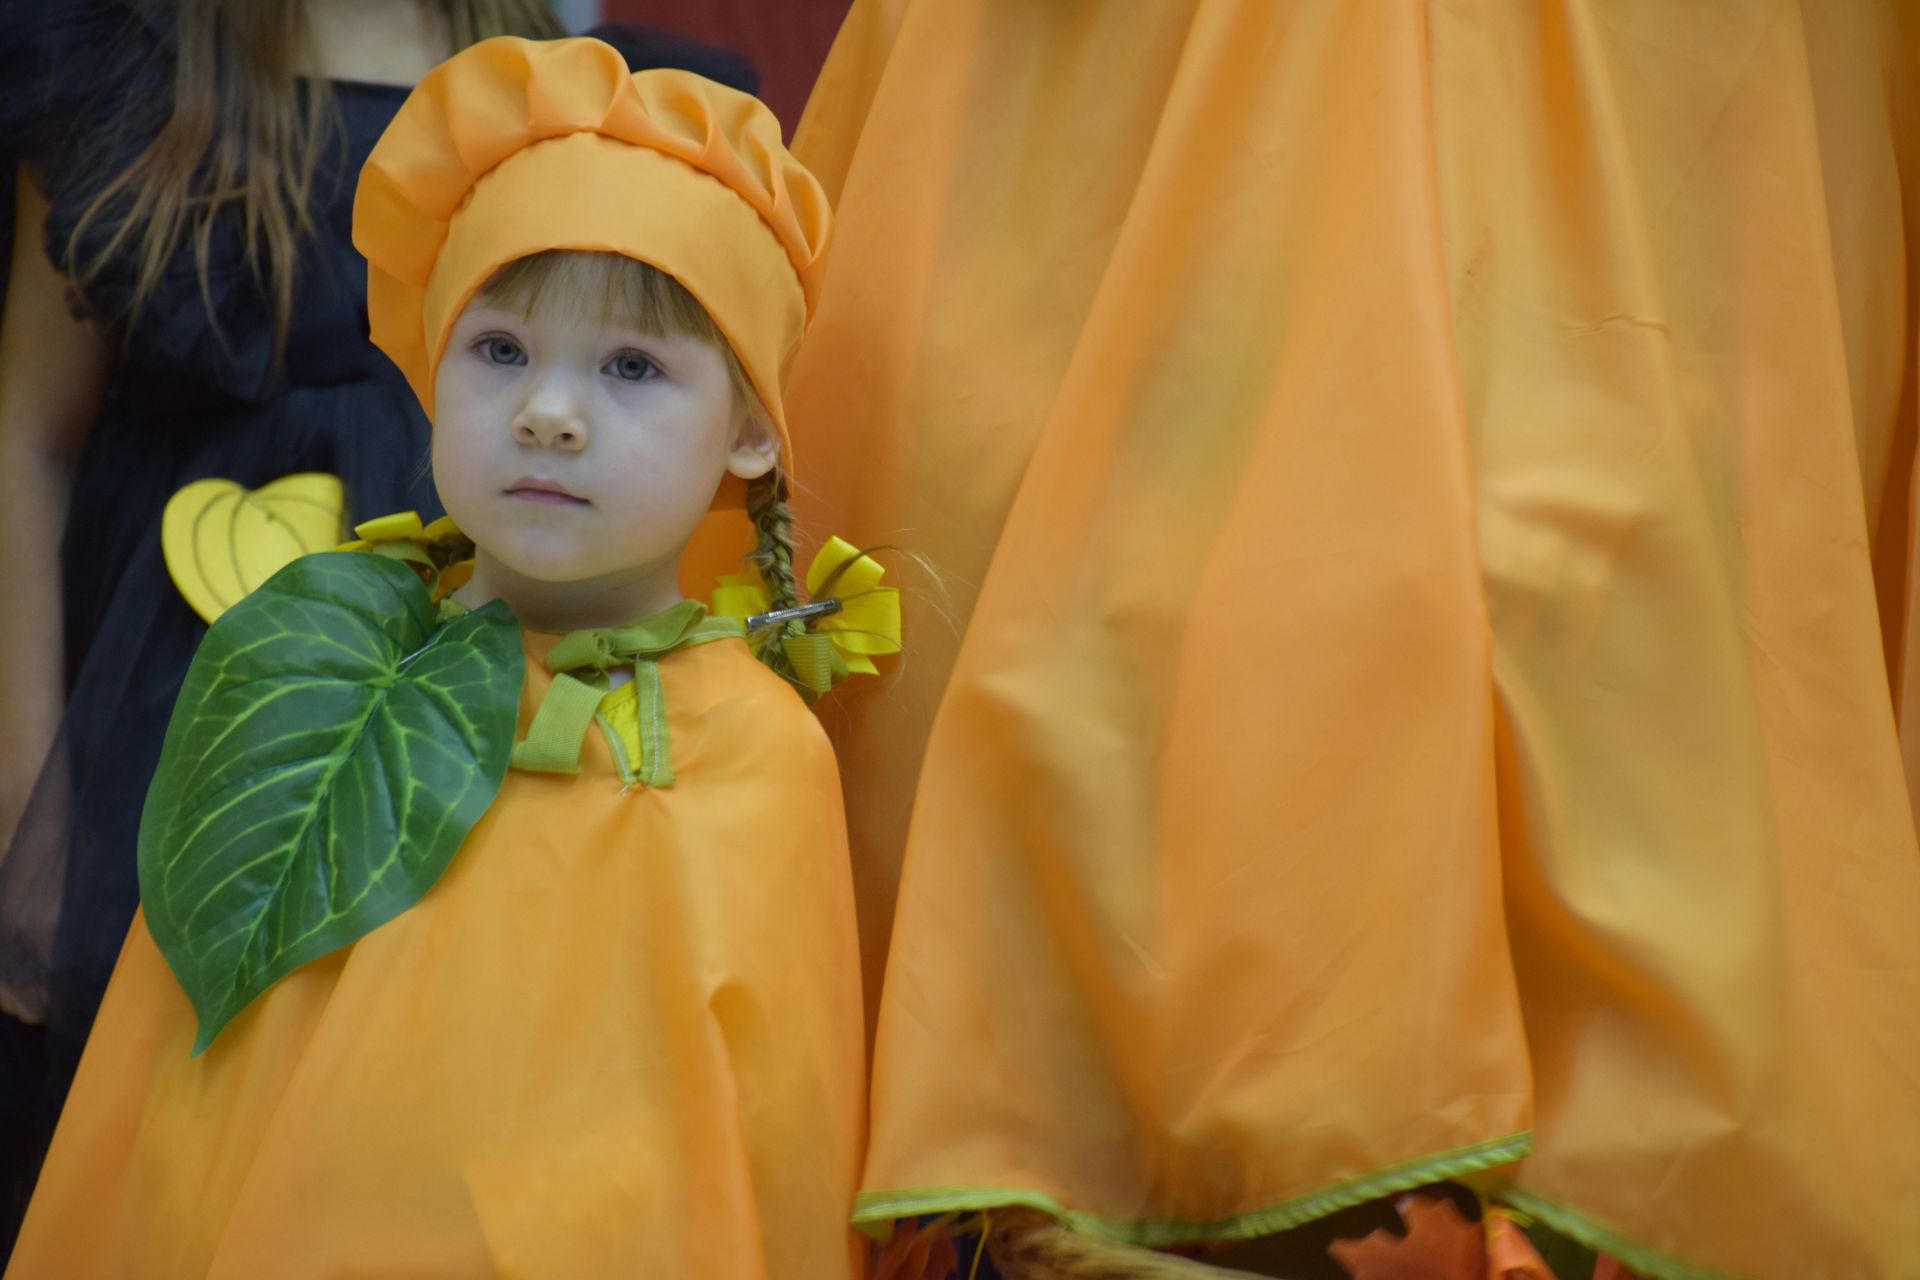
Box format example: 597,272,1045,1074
478,250,763,418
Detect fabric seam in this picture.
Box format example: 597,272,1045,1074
851,1130,1533,1246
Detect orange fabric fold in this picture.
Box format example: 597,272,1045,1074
795,0,1530,1232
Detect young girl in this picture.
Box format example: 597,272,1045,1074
0,1,754,1234
6,36,870,1278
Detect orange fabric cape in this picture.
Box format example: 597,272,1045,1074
785,2,1920,1276
6,635,866,1279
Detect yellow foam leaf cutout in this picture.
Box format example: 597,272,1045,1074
161,474,348,623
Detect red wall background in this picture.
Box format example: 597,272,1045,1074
604,0,854,135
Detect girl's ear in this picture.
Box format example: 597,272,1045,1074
726,411,779,481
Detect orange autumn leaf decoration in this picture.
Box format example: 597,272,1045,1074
1485,1210,1558,1280
1330,1197,1558,1280
1330,1197,1484,1280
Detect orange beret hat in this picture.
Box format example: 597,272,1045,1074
352,36,831,471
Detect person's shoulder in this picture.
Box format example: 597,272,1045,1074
690,639,825,729
677,639,837,775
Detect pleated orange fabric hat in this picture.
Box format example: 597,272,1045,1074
353,36,830,479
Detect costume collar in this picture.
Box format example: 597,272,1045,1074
508,598,746,786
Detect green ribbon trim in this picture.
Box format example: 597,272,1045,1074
509,599,745,786
1488,1183,1740,1280
850,1130,1533,1245
781,630,849,694
631,658,672,787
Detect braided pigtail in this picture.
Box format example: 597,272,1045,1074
745,469,807,685
740,469,908,697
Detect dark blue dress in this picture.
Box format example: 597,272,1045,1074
0,2,755,1251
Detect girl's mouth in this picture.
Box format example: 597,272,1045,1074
504,477,589,506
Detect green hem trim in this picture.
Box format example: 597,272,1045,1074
852,1130,1532,1247
594,710,638,786
1492,1184,1741,1280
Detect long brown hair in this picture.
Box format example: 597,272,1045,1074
66,0,562,355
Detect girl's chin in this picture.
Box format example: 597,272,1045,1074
485,550,610,586
458,528,595,581
476,536,683,592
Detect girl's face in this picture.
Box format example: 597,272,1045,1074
432,290,775,599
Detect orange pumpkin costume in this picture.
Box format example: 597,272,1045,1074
7,38,865,1279
785,2,1920,1276
7,634,864,1279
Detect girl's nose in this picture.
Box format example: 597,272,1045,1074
511,382,589,452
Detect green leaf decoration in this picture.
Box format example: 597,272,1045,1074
137,551,523,1053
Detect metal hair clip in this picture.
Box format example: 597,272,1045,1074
745,598,845,631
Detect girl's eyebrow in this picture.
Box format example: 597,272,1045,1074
605,326,693,345
597,331,670,349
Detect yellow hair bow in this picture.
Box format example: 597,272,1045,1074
713,536,902,690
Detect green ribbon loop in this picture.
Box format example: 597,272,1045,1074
781,630,850,695
546,598,710,674
511,599,746,783
508,673,609,775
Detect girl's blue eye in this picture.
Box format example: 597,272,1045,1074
605,350,658,383
480,336,525,366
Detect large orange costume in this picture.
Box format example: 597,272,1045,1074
786,2,1920,1275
